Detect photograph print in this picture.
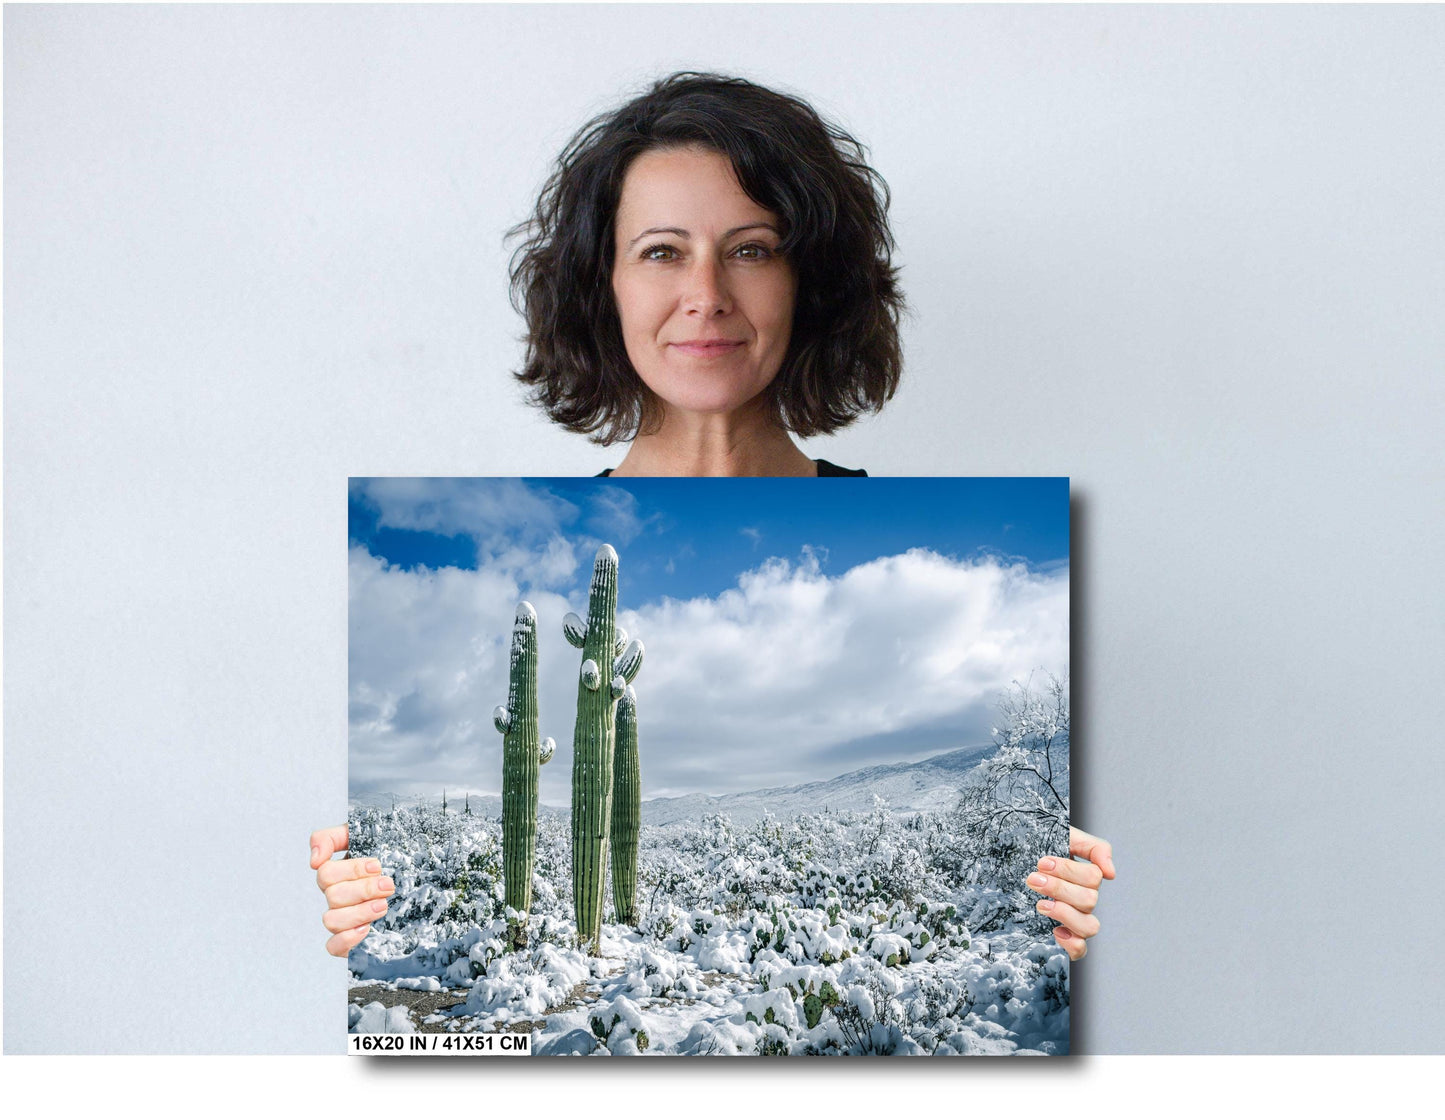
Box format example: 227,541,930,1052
346,475,1071,1055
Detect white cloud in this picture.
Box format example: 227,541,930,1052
353,477,574,542
348,543,588,804
351,478,660,592
350,546,511,795
350,543,1067,803
618,548,1068,791
582,485,647,546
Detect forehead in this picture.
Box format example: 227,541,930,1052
614,146,777,230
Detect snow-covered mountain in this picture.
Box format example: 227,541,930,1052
348,791,509,817
351,742,996,827
638,743,995,827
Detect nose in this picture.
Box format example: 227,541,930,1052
682,257,732,317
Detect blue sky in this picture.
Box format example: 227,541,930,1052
348,477,1068,603
348,477,1069,803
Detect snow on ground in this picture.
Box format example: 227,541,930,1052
345,797,1068,1056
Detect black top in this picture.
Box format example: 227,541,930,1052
596,458,867,478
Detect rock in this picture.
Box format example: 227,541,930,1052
535,1028,597,1056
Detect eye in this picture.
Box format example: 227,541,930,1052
733,242,775,260
640,243,679,262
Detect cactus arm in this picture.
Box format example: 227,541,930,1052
580,659,601,691
613,627,628,656
613,638,644,686
563,612,588,649
492,705,511,733
539,737,555,765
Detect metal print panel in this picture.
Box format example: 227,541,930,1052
346,477,1071,1055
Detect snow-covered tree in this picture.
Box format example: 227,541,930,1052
934,672,1070,928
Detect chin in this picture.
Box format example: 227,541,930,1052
647,379,774,419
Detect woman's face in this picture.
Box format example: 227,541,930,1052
611,146,797,421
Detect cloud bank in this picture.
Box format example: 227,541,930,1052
349,544,1067,804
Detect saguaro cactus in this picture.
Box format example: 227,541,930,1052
611,685,641,925
564,544,644,951
493,601,555,930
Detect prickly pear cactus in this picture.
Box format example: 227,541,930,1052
611,685,641,925
493,601,554,930
565,545,644,951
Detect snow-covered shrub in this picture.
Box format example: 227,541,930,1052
825,965,914,1055
464,940,592,1021
616,945,703,1000
589,996,650,1053
349,1001,415,1034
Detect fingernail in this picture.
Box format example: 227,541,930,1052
365,860,381,874
1038,899,1054,911
1039,857,1056,871
311,847,320,863
1028,874,1048,889
1056,927,1074,939
371,900,387,914
379,877,394,893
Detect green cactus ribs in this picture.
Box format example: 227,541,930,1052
566,544,644,953
611,685,641,926
493,601,554,946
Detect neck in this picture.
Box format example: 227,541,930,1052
610,401,817,478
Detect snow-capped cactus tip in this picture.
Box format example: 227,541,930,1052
597,543,618,565
563,611,587,648
539,736,556,764
581,659,601,691
615,683,638,716
516,600,536,623
492,705,511,733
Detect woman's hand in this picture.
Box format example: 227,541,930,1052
1026,826,1115,961
310,824,394,957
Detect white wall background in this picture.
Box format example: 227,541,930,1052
6,4,1443,1053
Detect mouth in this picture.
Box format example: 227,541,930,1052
669,340,745,357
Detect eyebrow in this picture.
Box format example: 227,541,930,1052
625,223,780,250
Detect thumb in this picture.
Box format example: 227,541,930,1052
309,824,349,869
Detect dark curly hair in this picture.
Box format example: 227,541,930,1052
508,71,905,445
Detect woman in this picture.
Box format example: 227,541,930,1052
314,72,1114,961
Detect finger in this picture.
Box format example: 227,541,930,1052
1025,869,1098,915
316,855,383,891
324,874,396,909
323,897,390,935
327,923,372,958
1036,854,1104,890
310,825,349,870
1035,896,1100,939
1053,926,1087,962
1069,827,1116,880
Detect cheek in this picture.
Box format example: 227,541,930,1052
612,275,667,342
760,275,798,347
